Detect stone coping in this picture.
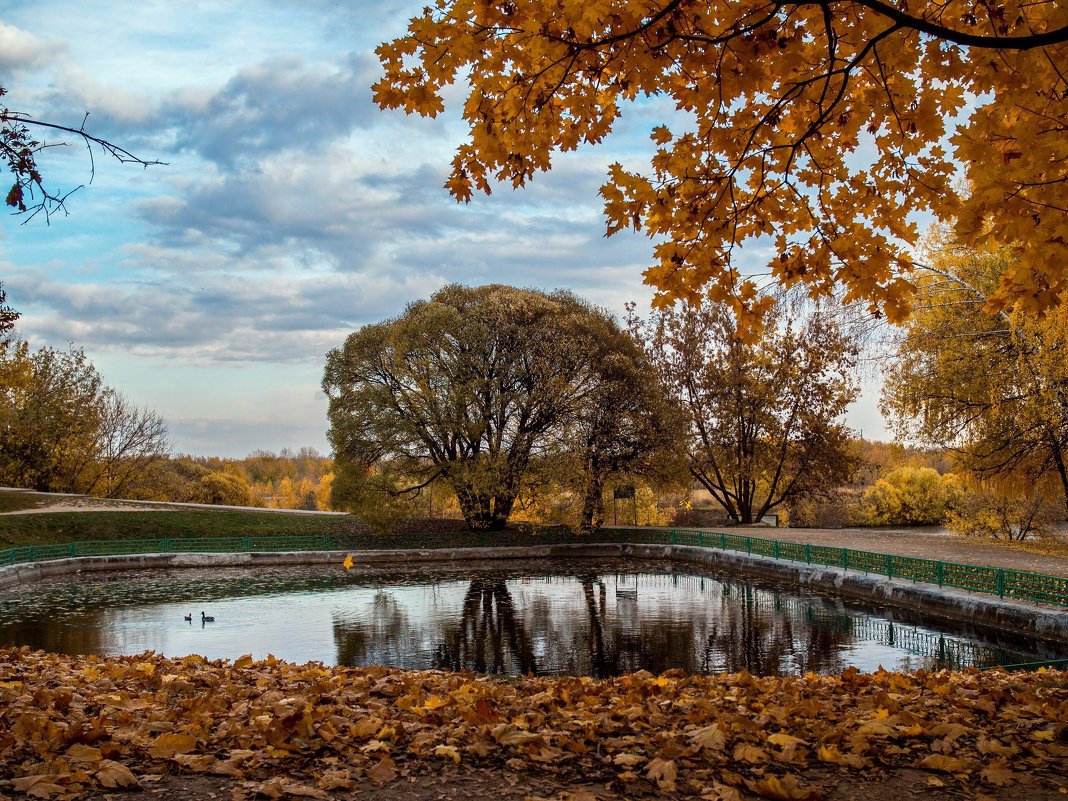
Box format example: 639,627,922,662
2,543,1067,646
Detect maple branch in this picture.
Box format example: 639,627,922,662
842,0,1068,49
1,108,167,224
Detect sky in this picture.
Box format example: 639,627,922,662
0,1,892,458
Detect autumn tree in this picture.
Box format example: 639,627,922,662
882,235,1068,515
0,338,169,495
375,2,1068,331
323,284,677,531
567,333,686,529
2,86,163,222
630,292,859,524
0,343,103,492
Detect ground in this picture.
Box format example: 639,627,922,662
1,650,1066,801
1,493,1067,801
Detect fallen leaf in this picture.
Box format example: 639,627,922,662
980,763,1016,786
10,775,67,800
64,744,102,762
96,760,140,789
435,744,461,764
148,732,198,758
702,779,745,801
316,770,357,791
768,733,807,749
367,756,397,786
646,758,677,791
745,773,823,801
690,723,727,751
613,753,645,767
918,754,967,773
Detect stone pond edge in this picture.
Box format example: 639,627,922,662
2,542,1067,647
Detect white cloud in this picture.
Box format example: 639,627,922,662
0,23,66,74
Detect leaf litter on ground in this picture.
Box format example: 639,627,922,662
0,648,1065,800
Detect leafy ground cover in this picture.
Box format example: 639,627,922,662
0,648,1065,801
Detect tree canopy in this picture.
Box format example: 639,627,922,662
323,284,681,530
375,1,1068,332
629,291,859,524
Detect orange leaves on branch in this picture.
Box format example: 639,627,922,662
374,0,1068,328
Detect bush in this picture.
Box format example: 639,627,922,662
947,490,1058,541
857,466,963,526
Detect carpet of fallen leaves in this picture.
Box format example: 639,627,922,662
0,647,1066,801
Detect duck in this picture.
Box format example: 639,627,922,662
201,611,215,622
183,613,192,622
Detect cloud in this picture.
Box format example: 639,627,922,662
0,23,66,74
166,53,381,167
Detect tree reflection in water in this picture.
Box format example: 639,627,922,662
333,590,414,668
434,578,537,674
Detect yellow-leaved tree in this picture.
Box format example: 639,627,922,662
882,231,1068,517
374,1,1067,333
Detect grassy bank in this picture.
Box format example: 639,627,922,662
0,508,378,548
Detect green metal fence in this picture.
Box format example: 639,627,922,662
1,527,1066,608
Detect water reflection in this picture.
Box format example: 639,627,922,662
1,559,1063,676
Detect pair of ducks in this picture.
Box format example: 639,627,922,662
183,611,215,622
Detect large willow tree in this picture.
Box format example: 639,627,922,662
323,284,680,530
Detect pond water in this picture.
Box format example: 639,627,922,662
0,558,1062,676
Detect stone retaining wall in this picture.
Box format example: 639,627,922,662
3,543,1067,646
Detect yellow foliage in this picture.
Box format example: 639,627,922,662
857,467,963,526
374,2,1068,332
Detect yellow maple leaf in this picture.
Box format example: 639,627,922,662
434,745,461,764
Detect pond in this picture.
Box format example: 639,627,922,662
0,558,1062,676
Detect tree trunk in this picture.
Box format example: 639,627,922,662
579,473,606,530
1049,436,1068,519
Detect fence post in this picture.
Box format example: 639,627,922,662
997,569,1005,598
773,540,780,559
698,532,704,547
804,543,811,563
69,542,77,558
936,561,944,587
671,529,677,545
841,549,848,571
720,532,727,549
161,538,170,553
28,546,37,563
241,536,251,552
886,554,893,579
746,537,752,555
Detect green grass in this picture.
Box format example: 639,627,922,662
0,509,372,548
0,491,49,514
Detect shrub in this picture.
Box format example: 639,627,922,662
857,466,963,526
